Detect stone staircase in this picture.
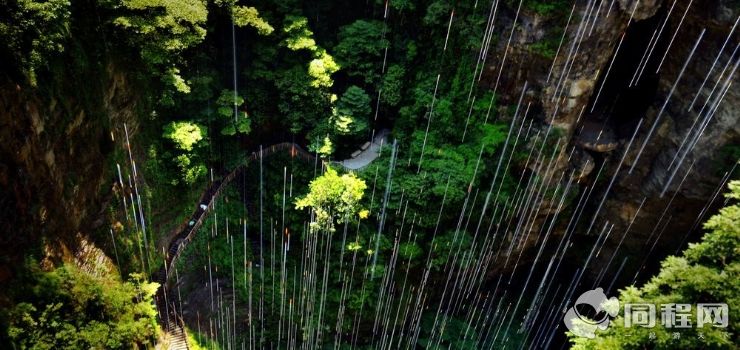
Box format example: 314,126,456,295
155,281,189,350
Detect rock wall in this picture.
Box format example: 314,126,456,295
0,65,140,283
481,0,738,280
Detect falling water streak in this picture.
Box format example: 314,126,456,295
258,146,265,345
629,27,660,87
687,15,739,110
109,229,121,274
280,166,287,341
655,0,695,74
590,32,626,112
433,118,536,344
594,197,646,287
517,175,575,331
582,118,644,238
674,164,737,256
403,177,451,345
629,29,706,174
417,74,441,173
551,0,594,103
374,89,382,122
527,182,590,340
527,283,562,348
443,9,455,51
666,49,740,180
660,57,739,196
632,214,673,284
506,143,562,295
467,0,498,102
477,0,502,82
633,161,695,284
229,224,236,349
695,42,740,121
554,0,596,101
626,0,640,24
461,95,476,143
123,123,149,272
490,0,524,100
546,2,577,83
243,219,250,350
116,163,129,221
371,139,398,279
482,90,497,125
231,7,238,123
472,121,529,262
587,0,606,36
633,0,678,84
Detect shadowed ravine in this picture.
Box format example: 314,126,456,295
153,139,386,347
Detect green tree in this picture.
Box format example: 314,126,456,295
215,89,251,136
333,86,371,136
162,121,208,185
108,0,209,92
275,65,331,134
569,181,740,349
295,167,367,234
0,0,71,84
380,64,405,107
334,20,387,84
231,5,273,35
7,264,159,349
276,15,337,135
307,48,339,88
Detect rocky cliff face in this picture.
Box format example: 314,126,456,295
481,0,738,280
0,65,139,283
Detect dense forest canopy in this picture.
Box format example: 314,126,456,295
0,0,738,349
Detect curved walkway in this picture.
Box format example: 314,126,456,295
153,134,388,348
340,129,389,170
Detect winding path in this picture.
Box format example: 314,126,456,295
153,134,387,348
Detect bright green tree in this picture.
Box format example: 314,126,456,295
569,180,740,349
162,121,208,185
231,4,273,35
277,15,338,136
333,85,371,136
295,167,367,234
108,0,208,89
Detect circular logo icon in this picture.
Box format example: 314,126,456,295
563,287,619,338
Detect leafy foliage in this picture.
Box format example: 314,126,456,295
333,86,371,136
232,5,273,35
108,0,208,93
569,181,740,349
418,312,478,349
296,167,367,233
380,64,405,107
162,121,208,184
282,15,318,51
334,20,387,84
6,263,159,349
163,121,206,152
215,89,251,136
0,0,71,84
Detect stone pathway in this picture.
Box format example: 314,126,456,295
339,129,389,170
154,133,391,348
